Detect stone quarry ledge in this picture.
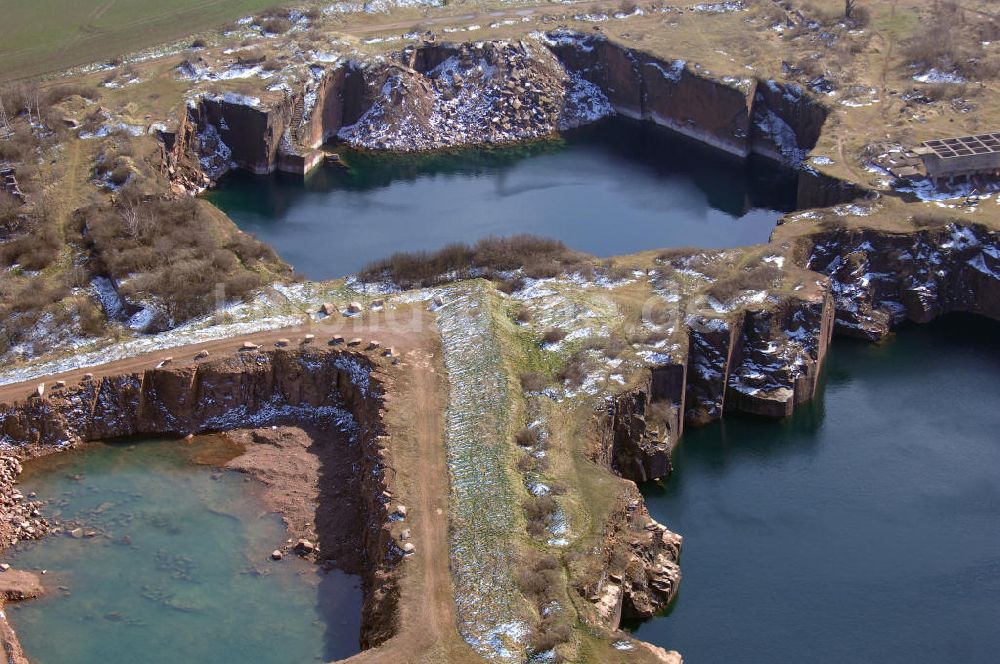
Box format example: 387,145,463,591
168,32,849,200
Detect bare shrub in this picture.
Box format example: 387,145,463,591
261,17,292,34
555,351,589,387
542,328,566,345
520,371,548,393
516,552,560,603
514,303,532,323
515,427,540,447
359,235,590,289
44,84,99,105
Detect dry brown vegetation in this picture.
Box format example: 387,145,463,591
80,186,281,321
902,1,1000,81
359,235,591,288
706,263,784,302
515,551,572,658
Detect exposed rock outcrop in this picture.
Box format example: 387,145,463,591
582,485,682,627
595,286,834,483
801,223,1000,340
338,40,613,151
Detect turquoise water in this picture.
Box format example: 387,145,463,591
7,438,362,664
206,120,798,280
630,315,1000,663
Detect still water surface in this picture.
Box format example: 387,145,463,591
207,120,798,279
8,437,362,664
630,315,1000,663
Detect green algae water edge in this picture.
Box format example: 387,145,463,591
6,437,362,664
628,314,1000,664
205,119,798,280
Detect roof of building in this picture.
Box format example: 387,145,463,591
916,133,1000,160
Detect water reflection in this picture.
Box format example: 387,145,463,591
206,119,799,279
629,315,1000,664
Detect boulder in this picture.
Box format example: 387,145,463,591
271,550,283,561
294,539,315,555
194,350,210,361
275,339,290,348
240,342,260,351
329,335,344,345
319,302,337,316
302,334,315,344
346,302,363,314
347,338,363,346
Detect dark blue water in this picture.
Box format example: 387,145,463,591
629,315,1000,663
206,120,798,279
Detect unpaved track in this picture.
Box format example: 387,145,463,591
0,307,478,663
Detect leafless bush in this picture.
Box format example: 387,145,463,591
261,17,292,34
520,371,548,393
555,351,590,387
359,235,590,289
516,552,561,602
523,495,559,537
542,328,566,345
515,427,540,447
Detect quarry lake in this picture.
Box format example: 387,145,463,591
6,437,362,664
630,314,1000,664
207,120,799,280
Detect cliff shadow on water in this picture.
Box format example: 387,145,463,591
206,118,803,280
626,313,1000,664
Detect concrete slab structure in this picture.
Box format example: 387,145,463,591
914,133,1000,184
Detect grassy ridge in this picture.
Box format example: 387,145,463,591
0,0,291,81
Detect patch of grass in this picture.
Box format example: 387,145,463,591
0,0,299,82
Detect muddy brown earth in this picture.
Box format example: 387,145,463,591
225,425,367,571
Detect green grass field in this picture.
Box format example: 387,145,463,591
0,0,294,81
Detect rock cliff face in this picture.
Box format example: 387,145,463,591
164,33,853,186
801,223,1000,339
545,32,828,164
595,287,834,484
583,484,682,628
0,348,401,649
